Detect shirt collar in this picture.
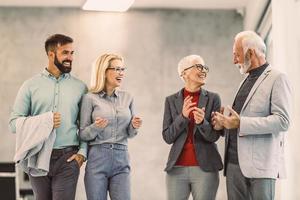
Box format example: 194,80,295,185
42,68,70,79
99,90,119,98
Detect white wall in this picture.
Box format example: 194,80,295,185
272,0,300,199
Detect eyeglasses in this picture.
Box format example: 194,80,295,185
183,64,209,73
107,67,126,73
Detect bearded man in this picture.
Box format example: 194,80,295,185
211,31,292,200
9,34,87,200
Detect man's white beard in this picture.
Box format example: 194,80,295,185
237,57,251,74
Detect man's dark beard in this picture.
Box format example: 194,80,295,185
54,54,72,74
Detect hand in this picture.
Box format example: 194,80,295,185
213,106,240,129
193,107,205,124
131,116,142,129
53,112,61,128
67,154,85,167
95,117,108,128
211,107,224,130
182,96,197,118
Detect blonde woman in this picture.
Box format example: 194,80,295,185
79,53,142,200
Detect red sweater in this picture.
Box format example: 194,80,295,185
176,89,200,166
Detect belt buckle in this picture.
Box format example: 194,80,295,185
109,144,114,149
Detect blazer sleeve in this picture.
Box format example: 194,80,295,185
239,73,292,136
195,93,222,142
162,97,189,144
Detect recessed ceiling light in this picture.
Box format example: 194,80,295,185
82,0,135,12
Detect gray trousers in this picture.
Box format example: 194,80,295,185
29,148,80,200
226,163,275,200
166,166,219,200
84,144,130,200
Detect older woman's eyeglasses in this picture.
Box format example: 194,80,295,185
107,67,126,73
184,64,209,73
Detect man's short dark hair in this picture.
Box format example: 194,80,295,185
44,34,73,55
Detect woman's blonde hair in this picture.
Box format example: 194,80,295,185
90,53,123,93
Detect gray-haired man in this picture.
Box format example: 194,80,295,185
212,31,292,200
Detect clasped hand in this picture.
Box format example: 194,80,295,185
182,96,205,124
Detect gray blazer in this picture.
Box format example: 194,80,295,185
162,88,223,172
224,66,292,179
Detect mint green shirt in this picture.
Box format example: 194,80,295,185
9,69,88,157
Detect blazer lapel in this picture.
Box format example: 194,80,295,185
193,88,208,134
241,66,272,112
174,89,184,115
198,89,208,109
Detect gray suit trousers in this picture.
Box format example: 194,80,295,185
226,163,275,200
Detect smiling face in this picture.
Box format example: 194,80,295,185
51,43,74,74
105,59,125,90
182,62,207,87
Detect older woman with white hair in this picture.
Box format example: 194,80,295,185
79,53,142,200
162,55,223,200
